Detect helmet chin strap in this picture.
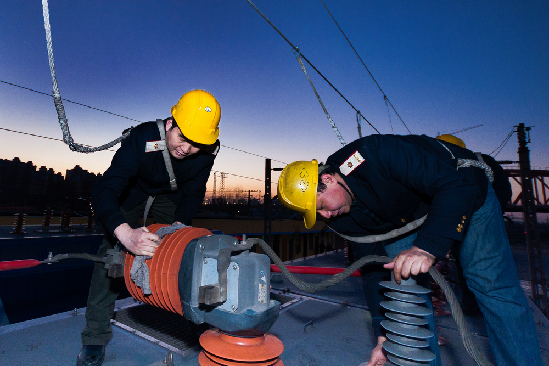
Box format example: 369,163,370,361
337,181,355,202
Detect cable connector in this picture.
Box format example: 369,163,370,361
104,246,125,278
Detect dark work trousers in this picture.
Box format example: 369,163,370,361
81,195,177,345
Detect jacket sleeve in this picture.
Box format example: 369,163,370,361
359,136,479,258
91,131,142,235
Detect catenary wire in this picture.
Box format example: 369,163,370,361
0,126,270,184
319,0,411,134
1,80,288,166
490,128,515,157
246,0,380,135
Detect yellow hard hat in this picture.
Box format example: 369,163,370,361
437,134,466,149
277,160,318,229
171,89,221,145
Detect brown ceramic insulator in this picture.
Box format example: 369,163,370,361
144,224,173,308
124,225,212,315
199,329,284,366
156,227,193,312
165,227,212,315
123,223,168,305
149,227,183,311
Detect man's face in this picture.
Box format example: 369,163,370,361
316,174,353,219
165,119,200,159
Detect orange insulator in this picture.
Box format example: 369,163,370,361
124,224,212,315
198,329,284,366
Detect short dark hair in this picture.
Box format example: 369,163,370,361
317,164,337,193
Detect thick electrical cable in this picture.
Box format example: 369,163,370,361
246,0,380,135
250,237,493,366
319,0,411,134
41,0,131,153
294,49,346,145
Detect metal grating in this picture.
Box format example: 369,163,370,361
113,303,208,353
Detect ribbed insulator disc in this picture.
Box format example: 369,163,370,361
381,320,434,339
388,353,429,366
199,329,283,365
386,333,429,348
384,291,425,304
198,351,284,365
383,340,435,362
124,225,212,315
380,301,432,317
379,281,431,295
385,312,427,326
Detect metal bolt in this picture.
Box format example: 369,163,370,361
260,271,265,275
231,305,237,312
198,244,204,251
233,264,238,270
204,259,208,264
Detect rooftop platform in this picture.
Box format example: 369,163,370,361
1,248,548,366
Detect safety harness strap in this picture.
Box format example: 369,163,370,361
143,120,179,225
157,119,178,191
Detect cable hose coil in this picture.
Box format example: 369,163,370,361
251,238,493,366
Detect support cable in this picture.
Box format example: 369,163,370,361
41,0,131,153
356,111,362,138
320,0,411,134
246,0,380,135
490,128,515,157
293,49,346,145
384,96,394,134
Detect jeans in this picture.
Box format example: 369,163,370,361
384,184,543,366
81,195,176,345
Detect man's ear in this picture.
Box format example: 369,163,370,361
321,173,336,185
165,119,173,130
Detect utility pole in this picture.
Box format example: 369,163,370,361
247,190,259,216
264,159,283,246
517,123,549,315
212,172,217,201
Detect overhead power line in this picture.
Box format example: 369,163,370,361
0,80,141,123
246,0,380,135
0,80,288,165
490,128,515,157
319,0,411,134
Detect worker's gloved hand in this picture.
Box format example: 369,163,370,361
114,223,160,256
383,246,435,284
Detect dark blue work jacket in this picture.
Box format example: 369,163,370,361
91,119,218,235
325,134,488,258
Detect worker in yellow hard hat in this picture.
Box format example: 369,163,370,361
436,133,466,148
278,134,542,366
77,89,221,366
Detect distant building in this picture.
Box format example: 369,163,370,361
0,158,99,213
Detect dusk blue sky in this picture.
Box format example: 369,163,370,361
1,1,547,197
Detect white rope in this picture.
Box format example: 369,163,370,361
41,0,130,153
